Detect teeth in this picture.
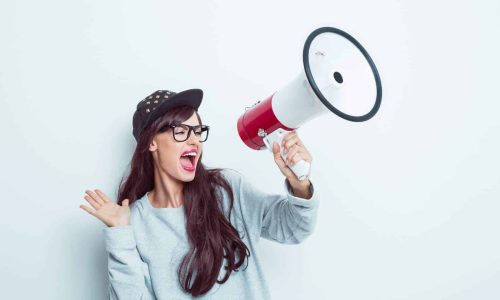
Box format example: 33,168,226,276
182,153,196,157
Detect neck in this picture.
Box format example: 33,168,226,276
148,165,185,208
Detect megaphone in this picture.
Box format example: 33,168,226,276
237,27,382,181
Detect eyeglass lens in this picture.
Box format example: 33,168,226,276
173,125,208,142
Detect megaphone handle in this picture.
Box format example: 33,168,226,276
289,160,311,181
262,129,310,181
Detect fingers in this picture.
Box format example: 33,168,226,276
275,140,305,166
282,131,303,151
289,151,309,166
80,204,96,216
282,134,306,160
272,142,284,162
272,142,294,177
273,142,288,168
84,193,101,209
280,131,312,166
285,144,303,166
85,189,106,206
95,189,111,203
271,130,313,182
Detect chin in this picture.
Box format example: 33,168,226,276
183,170,196,178
183,177,195,182
178,167,197,182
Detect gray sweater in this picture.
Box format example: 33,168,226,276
103,168,319,299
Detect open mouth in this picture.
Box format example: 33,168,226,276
180,152,197,170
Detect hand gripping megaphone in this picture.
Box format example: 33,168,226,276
237,27,382,181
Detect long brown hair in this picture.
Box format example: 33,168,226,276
116,106,250,296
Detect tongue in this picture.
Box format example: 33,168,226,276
180,157,194,168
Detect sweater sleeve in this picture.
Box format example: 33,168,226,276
104,225,156,300
229,170,320,244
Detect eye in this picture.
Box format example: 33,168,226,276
174,128,186,134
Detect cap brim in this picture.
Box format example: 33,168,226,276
171,88,203,110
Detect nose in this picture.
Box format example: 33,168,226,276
186,129,200,145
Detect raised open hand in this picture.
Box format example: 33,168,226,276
80,189,130,227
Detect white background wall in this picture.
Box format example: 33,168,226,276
1,0,499,299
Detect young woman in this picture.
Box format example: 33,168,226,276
80,88,319,299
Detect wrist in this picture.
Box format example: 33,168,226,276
287,178,312,199
108,220,130,227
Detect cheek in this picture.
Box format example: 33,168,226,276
165,153,180,167
157,145,181,167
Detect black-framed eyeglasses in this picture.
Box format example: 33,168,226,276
159,124,210,142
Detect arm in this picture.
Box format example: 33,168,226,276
262,178,319,243
80,189,155,299
104,225,155,300
231,170,319,244
260,130,318,243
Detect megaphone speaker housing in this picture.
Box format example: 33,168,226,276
237,26,382,151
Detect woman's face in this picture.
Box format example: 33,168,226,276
149,112,203,183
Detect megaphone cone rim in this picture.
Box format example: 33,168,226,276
303,26,382,122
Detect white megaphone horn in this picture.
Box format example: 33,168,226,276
237,27,382,181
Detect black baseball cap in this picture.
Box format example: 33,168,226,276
132,88,203,141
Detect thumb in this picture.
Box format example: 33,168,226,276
122,199,129,206
272,142,281,157
272,142,285,164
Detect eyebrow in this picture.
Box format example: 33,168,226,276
178,124,202,127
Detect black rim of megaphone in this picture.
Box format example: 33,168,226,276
303,27,382,122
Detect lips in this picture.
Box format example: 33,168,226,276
181,149,198,156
